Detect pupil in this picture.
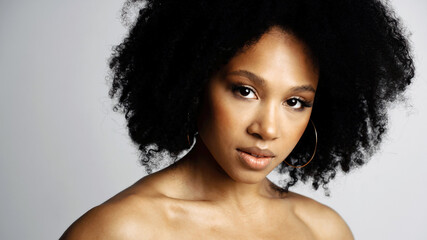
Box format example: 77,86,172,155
288,99,297,106
240,88,250,96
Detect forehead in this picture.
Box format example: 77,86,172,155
221,27,319,89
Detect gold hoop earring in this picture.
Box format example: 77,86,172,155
283,119,318,169
187,132,198,147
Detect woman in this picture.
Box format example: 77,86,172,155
61,0,414,239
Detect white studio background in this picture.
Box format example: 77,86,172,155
0,0,426,239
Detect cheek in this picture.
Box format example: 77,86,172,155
198,91,229,144
293,120,309,140
213,96,245,129
197,86,251,158
278,115,311,155
204,94,243,145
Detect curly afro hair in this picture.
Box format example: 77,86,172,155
108,0,415,192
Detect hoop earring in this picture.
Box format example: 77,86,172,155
187,133,192,147
187,131,198,147
283,119,318,169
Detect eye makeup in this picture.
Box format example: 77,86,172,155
230,82,313,111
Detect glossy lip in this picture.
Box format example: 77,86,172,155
236,147,275,170
237,147,276,158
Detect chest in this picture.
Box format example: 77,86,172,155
165,223,317,240
156,204,317,240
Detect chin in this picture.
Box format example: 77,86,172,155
225,168,270,184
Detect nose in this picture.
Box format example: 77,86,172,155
247,102,280,141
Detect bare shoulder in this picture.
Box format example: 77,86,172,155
287,192,354,240
60,179,165,240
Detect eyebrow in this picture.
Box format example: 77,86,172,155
228,70,266,87
289,85,316,94
227,69,316,93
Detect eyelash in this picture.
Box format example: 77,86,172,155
231,84,313,111
232,85,257,99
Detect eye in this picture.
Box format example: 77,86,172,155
285,97,312,110
232,85,257,99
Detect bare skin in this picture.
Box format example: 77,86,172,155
61,27,354,240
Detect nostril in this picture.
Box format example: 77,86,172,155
251,133,263,140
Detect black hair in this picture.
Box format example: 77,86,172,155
108,0,414,193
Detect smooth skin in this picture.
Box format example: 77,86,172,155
61,27,354,240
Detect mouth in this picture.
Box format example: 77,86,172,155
236,147,275,158
236,147,275,170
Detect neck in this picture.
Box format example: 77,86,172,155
170,135,278,206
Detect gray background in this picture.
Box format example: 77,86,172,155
1,0,426,239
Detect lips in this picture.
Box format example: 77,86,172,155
236,147,275,170
236,147,275,158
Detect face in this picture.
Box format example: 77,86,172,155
197,27,319,184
